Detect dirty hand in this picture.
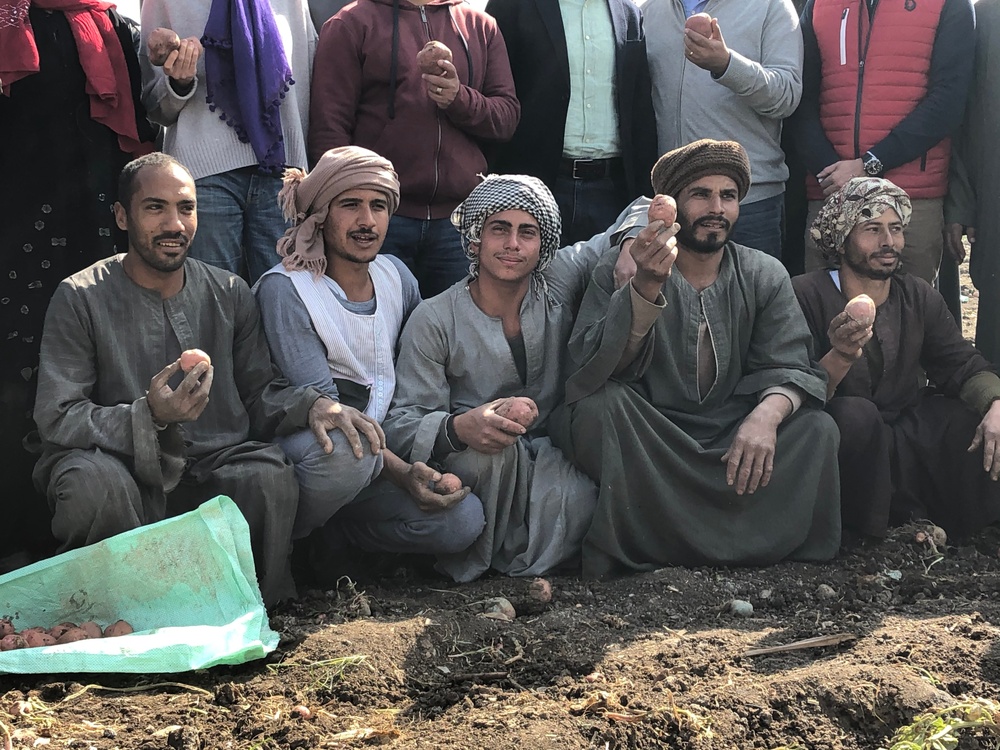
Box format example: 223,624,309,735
423,59,460,108
405,461,471,512
722,398,785,495
943,223,974,264
969,400,1000,480
452,399,526,455
628,220,680,302
817,159,864,197
147,358,214,425
308,397,385,458
827,310,873,363
684,18,731,76
163,36,202,89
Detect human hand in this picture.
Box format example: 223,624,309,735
147,358,214,425
968,400,1000,480
722,400,784,495
629,216,680,303
827,310,873,363
615,239,639,290
308,397,385,458
163,37,202,88
683,18,731,76
452,399,526,455
423,59,460,108
943,223,974,264
404,461,471,512
817,159,864,197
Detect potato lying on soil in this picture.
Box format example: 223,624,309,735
433,472,463,495
684,12,713,37
529,577,553,603
845,293,876,327
416,40,453,75
493,397,539,428
648,194,677,226
1,634,27,651
148,27,181,66
180,348,212,373
104,620,134,638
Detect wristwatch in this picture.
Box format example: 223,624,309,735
863,151,884,177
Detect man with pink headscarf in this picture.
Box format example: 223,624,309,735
254,146,485,585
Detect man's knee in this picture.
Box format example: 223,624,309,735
826,396,882,433
48,450,141,545
408,493,486,555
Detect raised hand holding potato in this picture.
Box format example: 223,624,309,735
147,28,181,66
453,399,527,455
147,358,214,426
629,195,680,302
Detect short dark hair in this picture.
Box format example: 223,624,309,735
117,152,193,211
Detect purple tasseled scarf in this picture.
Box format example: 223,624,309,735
201,0,293,173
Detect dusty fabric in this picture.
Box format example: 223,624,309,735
275,146,400,277
650,138,751,200
552,243,841,577
809,177,912,265
793,268,999,539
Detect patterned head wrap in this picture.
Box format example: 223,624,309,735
811,177,912,267
451,174,561,280
276,146,400,277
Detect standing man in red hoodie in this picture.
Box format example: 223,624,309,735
309,0,520,298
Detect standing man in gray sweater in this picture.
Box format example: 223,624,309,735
641,0,802,259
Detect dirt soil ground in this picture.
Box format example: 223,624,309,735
0,265,995,750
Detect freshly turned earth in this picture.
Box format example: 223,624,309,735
0,263,993,749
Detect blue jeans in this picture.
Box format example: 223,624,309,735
379,216,469,298
552,173,630,246
189,168,289,284
730,192,783,259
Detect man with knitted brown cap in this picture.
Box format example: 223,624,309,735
550,138,842,577
254,146,485,585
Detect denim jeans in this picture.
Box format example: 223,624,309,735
189,168,290,284
379,215,469,298
730,192,784,259
552,172,630,246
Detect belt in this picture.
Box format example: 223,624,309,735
558,157,622,180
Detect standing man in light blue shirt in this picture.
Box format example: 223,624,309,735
486,0,658,245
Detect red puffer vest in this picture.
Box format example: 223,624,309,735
807,0,950,200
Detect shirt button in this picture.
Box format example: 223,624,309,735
585,35,590,40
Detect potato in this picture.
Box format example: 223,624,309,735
80,621,104,639
528,577,552,604
0,618,13,637
416,40,453,76
47,622,77,639
56,627,90,644
684,12,713,37
844,294,876,327
104,620,134,638
433,472,463,495
0,634,27,651
148,27,181,66
648,194,677,226
179,348,212,373
23,630,57,648
493,397,538,428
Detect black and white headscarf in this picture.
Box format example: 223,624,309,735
451,174,562,280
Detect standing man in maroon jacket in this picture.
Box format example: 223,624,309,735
309,0,520,298
790,0,975,290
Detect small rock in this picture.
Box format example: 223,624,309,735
759,589,772,600
482,597,516,621
728,599,753,617
885,569,903,581
815,584,837,600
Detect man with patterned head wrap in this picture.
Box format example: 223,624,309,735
383,174,667,580
549,138,842,578
793,177,1000,541
254,146,486,585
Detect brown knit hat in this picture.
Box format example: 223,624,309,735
650,139,751,201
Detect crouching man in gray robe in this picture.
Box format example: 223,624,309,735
34,153,349,605
550,139,843,578
254,147,485,581
384,176,654,581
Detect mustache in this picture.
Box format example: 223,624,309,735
154,232,189,245
693,216,731,231
348,229,379,240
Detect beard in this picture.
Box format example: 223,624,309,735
131,232,189,273
676,211,732,254
842,247,901,280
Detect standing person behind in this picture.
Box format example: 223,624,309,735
793,177,1000,543
550,139,842,578
945,0,1000,363
309,0,520,298
641,0,802,259
484,0,657,245
790,0,975,287
140,0,317,284
307,0,350,29
32,153,350,606
254,147,485,581
0,0,157,570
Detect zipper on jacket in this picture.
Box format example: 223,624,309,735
839,8,849,66
420,5,442,220
853,1,875,159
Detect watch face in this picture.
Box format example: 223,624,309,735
864,156,883,176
